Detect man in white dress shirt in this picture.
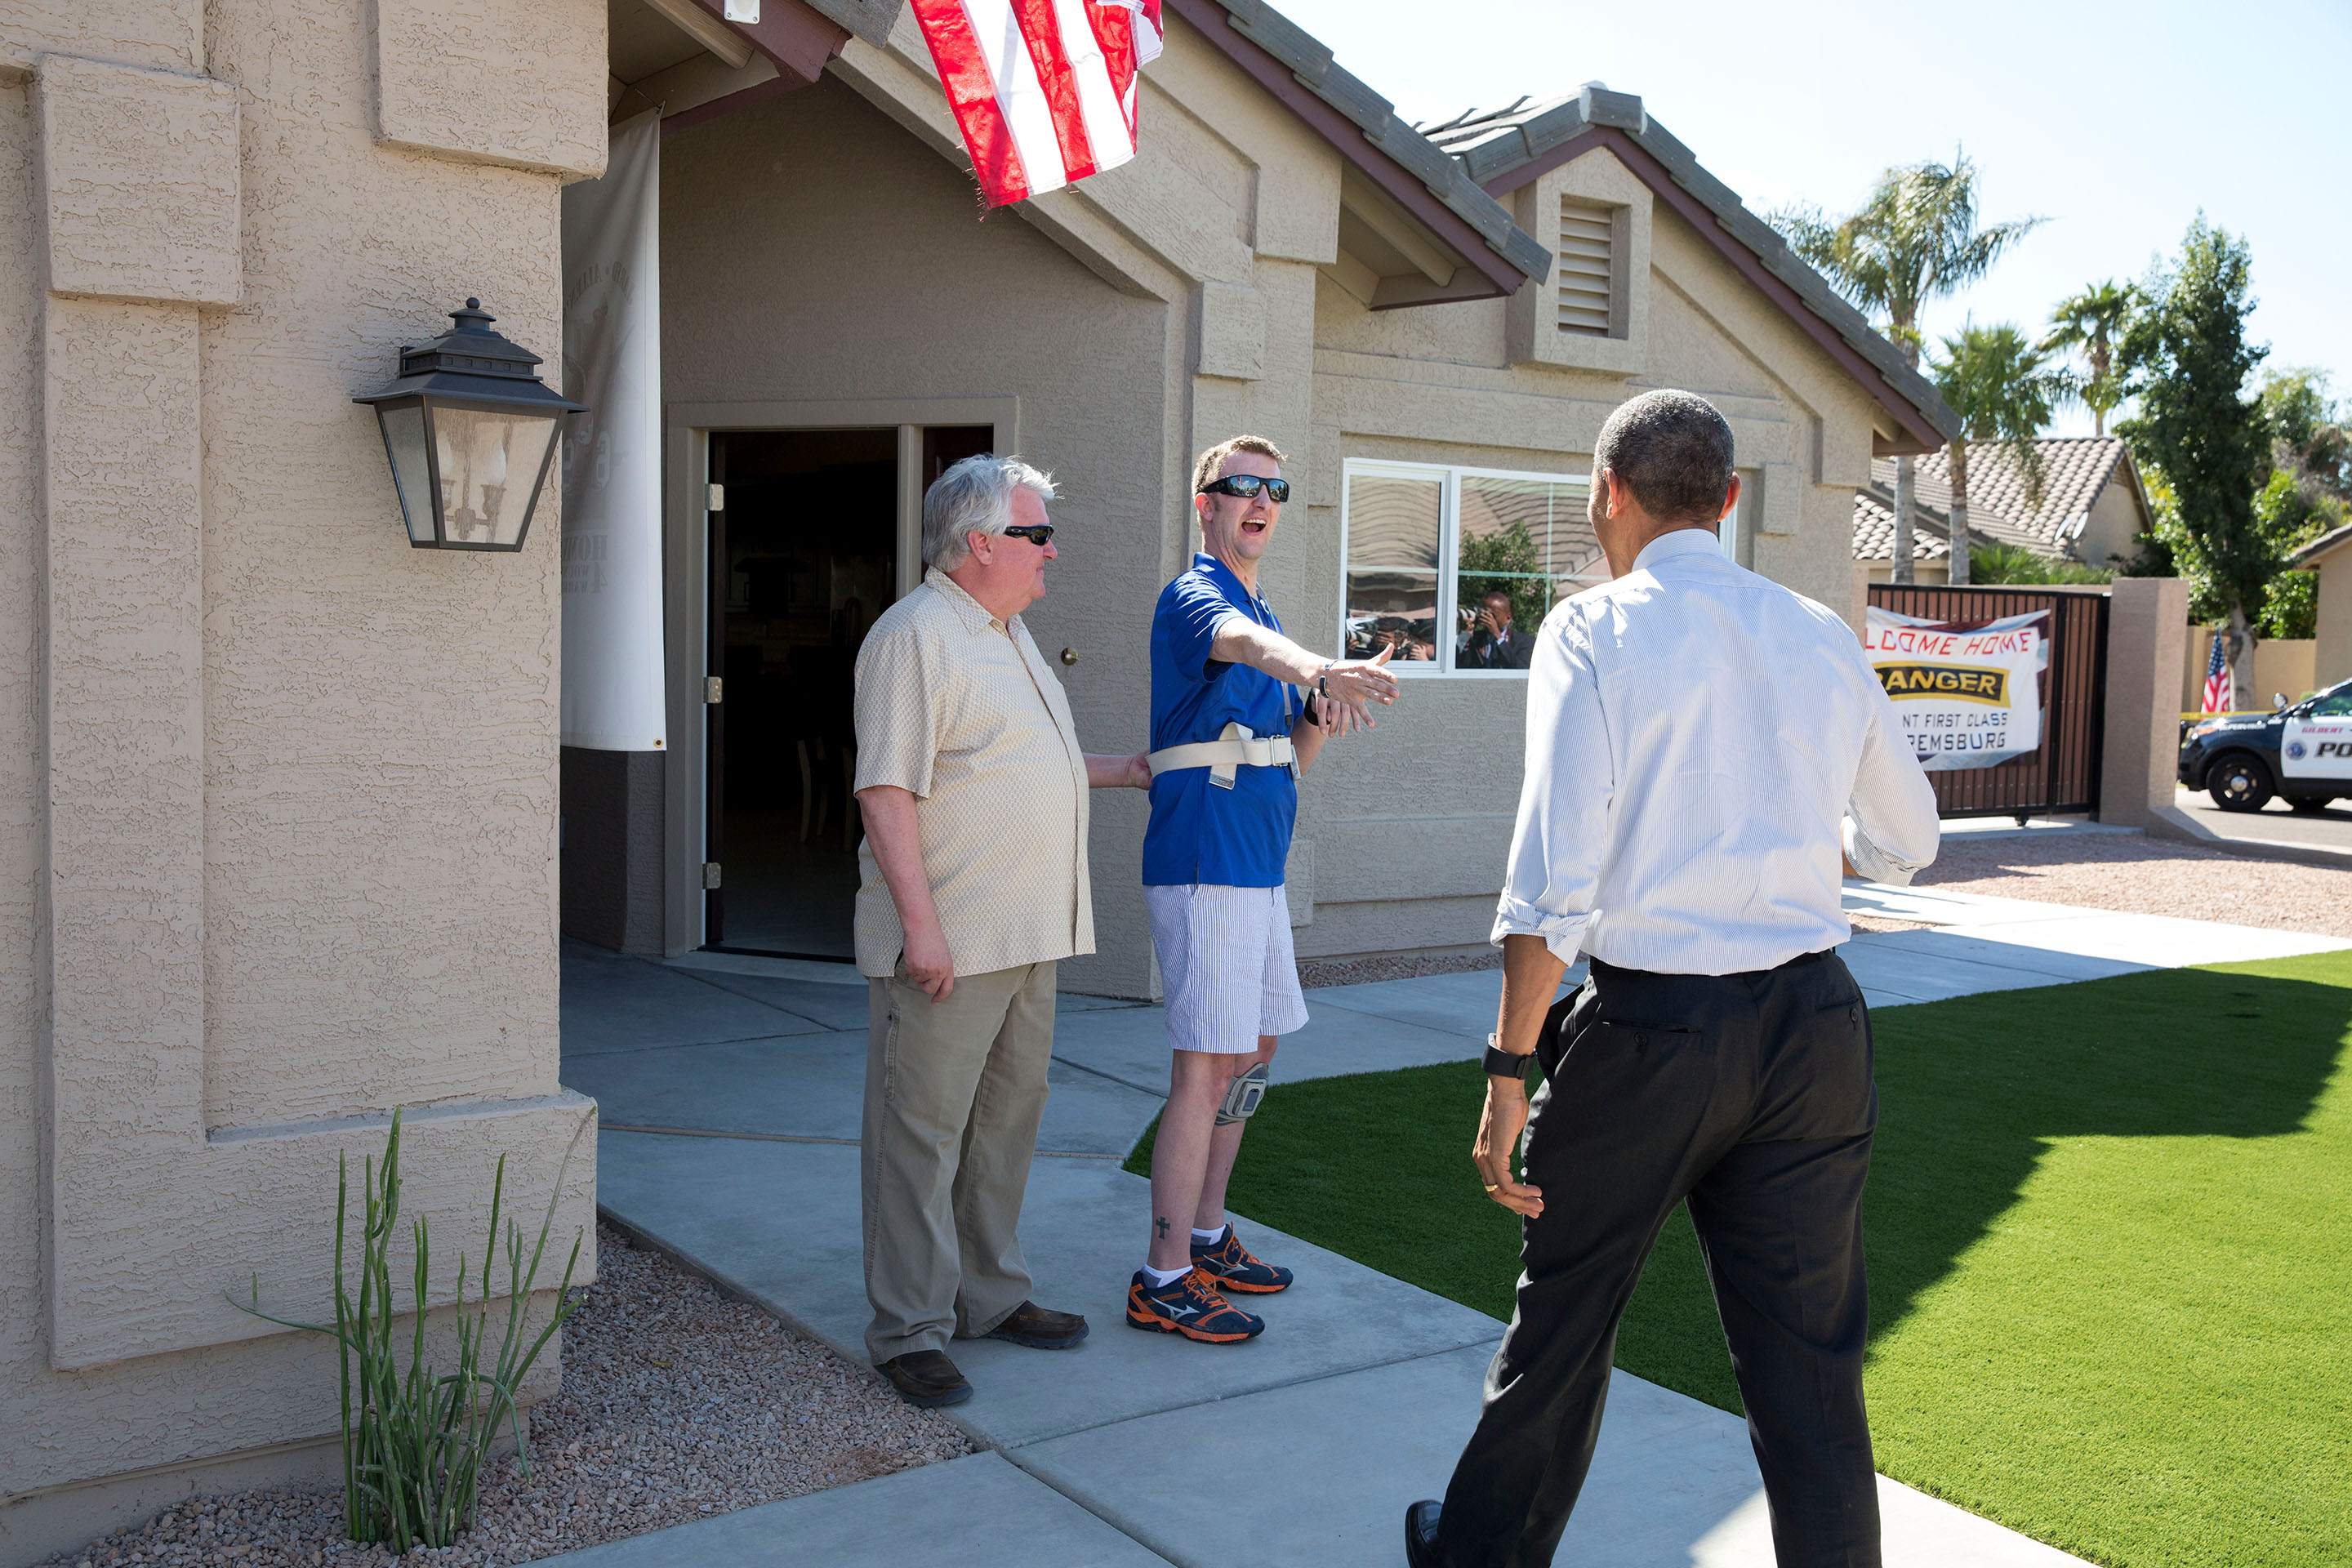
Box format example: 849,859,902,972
1405,391,1940,1568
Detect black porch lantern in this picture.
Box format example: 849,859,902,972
354,299,586,551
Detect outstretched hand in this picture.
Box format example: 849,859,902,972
1473,1080,1544,1218
1322,644,1400,717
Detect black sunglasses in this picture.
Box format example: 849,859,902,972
998,523,1055,546
1198,474,1291,504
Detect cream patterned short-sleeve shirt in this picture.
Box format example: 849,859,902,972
851,568,1093,978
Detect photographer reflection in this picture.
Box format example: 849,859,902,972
1459,589,1533,670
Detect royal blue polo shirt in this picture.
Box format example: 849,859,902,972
1143,553,1298,888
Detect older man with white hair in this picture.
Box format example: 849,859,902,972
852,453,1149,1410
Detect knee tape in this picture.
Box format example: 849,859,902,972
1214,1061,1270,1125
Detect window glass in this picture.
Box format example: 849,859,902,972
2310,688,2352,717
1343,471,1443,662
1457,474,1597,668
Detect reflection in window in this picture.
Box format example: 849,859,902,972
1343,472,1442,662
1341,461,1594,674
1458,474,1603,664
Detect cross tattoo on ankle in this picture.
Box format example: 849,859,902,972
1155,1216,1170,1240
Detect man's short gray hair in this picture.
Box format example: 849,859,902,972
1592,390,1735,526
923,453,1057,570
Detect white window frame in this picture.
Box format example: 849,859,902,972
1338,458,1598,678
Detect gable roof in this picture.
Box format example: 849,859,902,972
1850,435,2148,563
2296,519,2352,567
1166,0,1552,299
1424,88,1959,455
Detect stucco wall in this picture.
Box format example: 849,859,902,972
2077,478,2147,569
3,0,599,1544
659,78,1180,997
2312,547,2352,689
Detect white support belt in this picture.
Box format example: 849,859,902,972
1147,720,1295,789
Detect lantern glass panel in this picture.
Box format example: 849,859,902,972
376,400,436,545
425,403,560,548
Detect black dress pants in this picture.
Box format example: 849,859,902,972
1439,949,1882,1568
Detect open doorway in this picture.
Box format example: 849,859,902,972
703,425,993,957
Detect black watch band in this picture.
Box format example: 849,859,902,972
1482,1033,1531,1080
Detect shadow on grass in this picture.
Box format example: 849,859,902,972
1129,956,2352,1416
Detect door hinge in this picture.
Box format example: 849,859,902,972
702,862,722,890
706,482,724,513
705,675,724,705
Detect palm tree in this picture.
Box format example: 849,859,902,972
2042,281,2137,436
1777,152,2042,583
1932,323,2075,584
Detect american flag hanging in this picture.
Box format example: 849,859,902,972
2202,631,2232,714
909,0,1163,207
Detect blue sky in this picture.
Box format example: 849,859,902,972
1269,0,2352,435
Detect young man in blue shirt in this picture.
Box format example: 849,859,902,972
1125,434,1401,1342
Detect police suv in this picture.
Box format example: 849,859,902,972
2178,676,2352,812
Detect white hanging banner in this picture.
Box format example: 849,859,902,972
1864,606,2051,771
559,110,666,752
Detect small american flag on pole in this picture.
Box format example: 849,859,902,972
2201,631,2231,714
910,0,1163,208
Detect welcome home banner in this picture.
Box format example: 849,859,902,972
1864,606,2051,771
559,110,667,752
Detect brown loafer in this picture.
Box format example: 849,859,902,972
982,1300,1090,1349
876,1349,972,1407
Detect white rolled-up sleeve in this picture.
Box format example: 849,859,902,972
1843,676,1940,885
1492,611,1614,965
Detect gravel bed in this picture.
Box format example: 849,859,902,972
51,1225,970,1568
1917,833,2352,940
1845,912,1931,934
1298,950,1500,989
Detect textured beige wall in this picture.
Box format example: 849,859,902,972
35,54,240,306
372,0,607,177
2100,577,2189,824
660,80,1178,997
2076,479,2146,569
2,0,599,1529
2317,549,2352,688
0,2,205,74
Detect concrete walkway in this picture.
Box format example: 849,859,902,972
556,889,2343,1567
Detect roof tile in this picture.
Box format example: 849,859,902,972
1851,436,2144,562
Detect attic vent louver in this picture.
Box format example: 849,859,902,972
1557,199,1615,336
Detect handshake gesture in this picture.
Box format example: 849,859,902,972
1310,644,1399,737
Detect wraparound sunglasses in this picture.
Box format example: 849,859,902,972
1000,523,1055,545
1198,474,1292,504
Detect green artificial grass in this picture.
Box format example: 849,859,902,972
1125,953,2352,1567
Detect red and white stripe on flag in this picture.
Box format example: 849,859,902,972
911,0,1163,207
2201,631,2231,713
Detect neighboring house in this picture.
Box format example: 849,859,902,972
1,0,1952,1548
2296,520,2352,688
1851,435,2155,584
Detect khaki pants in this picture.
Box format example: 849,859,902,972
861,960,1056,1363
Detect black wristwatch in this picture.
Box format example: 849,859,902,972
1482,1032,1532,1081
1301,692,1321,726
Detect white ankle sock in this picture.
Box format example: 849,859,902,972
1192,1225,1227,1245
1141,1263,1189,1289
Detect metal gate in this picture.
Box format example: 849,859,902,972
1868,584,2111,820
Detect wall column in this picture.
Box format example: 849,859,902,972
2099,576,2189,826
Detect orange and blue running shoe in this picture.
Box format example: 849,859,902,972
1125,1267,1264,1343
1190,1223,1293,1294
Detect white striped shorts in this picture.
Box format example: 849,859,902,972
1144,883,1310,1054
